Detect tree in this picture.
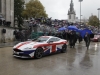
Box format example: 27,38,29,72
88,15,99,26
22,0,48,19
14,0,25,28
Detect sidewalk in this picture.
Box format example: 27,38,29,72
0,41,20,48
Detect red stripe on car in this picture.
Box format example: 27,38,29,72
33,41,67,48
16,42,32,49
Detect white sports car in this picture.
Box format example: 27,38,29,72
13,36,68,59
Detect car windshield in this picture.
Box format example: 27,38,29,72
35,36,49,42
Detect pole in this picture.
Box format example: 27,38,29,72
97,8,100,31
31,25,33,39
79,0,83,25
98,10,99,30
80,1,81,25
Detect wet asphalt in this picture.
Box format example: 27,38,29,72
0,42,100,75
0,41,19,48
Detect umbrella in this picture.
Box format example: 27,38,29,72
78,29,83,33
67,26,79,31
80,29,92,38
58,27,67,31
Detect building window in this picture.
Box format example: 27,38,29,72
0,0,1,12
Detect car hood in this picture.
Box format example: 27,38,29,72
13,41,45,51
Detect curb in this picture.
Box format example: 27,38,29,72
0,45,14,48
0,41,20,48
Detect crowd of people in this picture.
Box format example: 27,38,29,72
13,17,95,49
25,17,100,34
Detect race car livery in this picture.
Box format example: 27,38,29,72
13,36,68,59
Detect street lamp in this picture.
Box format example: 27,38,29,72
79,0,83,25
97,8,100,30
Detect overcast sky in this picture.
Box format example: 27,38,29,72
39,0,100,20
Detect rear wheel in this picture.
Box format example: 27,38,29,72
34,48,44,59
61,44,67,53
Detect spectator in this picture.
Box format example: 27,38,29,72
84,32,91,49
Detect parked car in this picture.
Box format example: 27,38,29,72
91,35,100,42
13,36,68,59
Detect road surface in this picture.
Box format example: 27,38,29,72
0,42,100,75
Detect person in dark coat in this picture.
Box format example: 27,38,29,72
0,19,2,25
13,29,18,41
69,31,77,48
56,32,63,39
51,32,55,36
69,31,74,48
18,30,24,42
62,31,67,40
84,32,91,47
72,31,77,47
48,32,51,36
77,33,82,43
66,31,70,42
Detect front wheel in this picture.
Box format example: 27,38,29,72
34,48,44,59
61,44,67,53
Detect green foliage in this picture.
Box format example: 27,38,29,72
14,0,25,28
88,15,99,26
22,0,48,18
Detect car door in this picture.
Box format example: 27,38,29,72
54,38,63,50
49,37,61,53
48,38,57,53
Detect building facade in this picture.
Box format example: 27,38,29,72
68,0,76,23
0,0,14,27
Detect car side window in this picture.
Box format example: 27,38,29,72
48,38,56,42
55,38,61,41
48,38,60,42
